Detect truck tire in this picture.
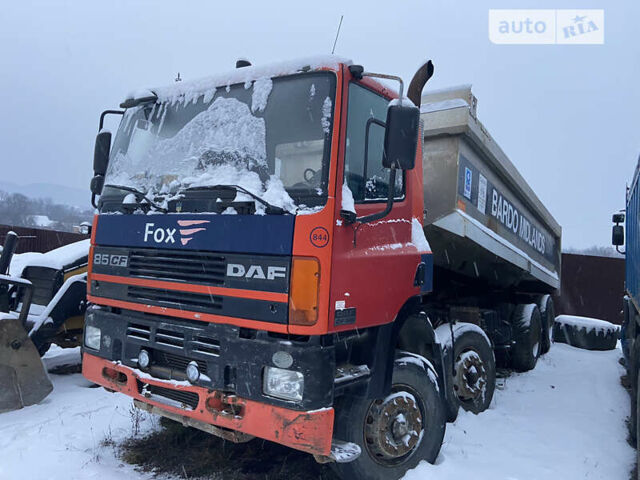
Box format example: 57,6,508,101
537,295,554,355
441,325,496,421
552,315,619,351
510,304,542,372
332,353,445,480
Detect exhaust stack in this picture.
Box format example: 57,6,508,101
407,60,434,106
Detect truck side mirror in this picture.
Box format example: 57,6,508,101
383,104,419,170
93,130,112,176
612,225,624,246
612,212,625,246
90,175,105,196
91,130,111,200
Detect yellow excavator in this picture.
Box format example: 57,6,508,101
0,232,89,412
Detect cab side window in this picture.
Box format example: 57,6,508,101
344,83,403,202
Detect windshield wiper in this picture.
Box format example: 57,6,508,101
103,184,168,213
180,185,290,215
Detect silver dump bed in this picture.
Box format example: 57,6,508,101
420,86,561,291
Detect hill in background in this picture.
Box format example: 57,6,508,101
0,189,92,233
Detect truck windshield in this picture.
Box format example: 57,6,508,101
102,72,335,214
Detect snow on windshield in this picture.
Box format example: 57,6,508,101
108,96,294,214
106,72,335,214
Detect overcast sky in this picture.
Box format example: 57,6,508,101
1,0,638,249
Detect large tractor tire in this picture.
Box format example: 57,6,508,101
511,304,542,372
552,315,619,351
440,323,496,422
332,352,446,480
537,295,555,355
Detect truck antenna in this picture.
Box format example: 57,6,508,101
331,15,344,55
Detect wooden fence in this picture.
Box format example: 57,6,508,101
0,225,88,254
554,253,625,325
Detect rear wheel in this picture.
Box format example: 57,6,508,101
537,295,554,355
511,304,542,372
442,326,496,421
332,353,445,480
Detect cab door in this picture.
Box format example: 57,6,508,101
329,71,423,332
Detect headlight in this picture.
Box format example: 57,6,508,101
138,349,150,369
84,325,101,350
263,367,304,402
186,361,200,383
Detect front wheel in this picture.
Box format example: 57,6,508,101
332,353,446,480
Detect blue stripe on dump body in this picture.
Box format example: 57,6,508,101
95,214,295,255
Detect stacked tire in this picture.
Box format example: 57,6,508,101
552,315,619,351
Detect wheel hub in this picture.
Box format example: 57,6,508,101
453,351,487,401
364,390,423,464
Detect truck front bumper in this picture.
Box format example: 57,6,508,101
83,353,335,456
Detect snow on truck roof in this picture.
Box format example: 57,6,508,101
124,55,352,106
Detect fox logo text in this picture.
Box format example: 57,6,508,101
227,263,287,281
143,223,176,244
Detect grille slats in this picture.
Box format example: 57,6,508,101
128,250,226,285
137,381,199,410
127,323,151,341
155,328,185,348
158,351,208,374
127,286,223,311
193,337,221,356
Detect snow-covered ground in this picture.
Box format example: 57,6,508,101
0,346,155,480
405,343,635,480
0,343,634,480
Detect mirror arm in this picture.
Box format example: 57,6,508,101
91,193,98,209
363,118,386,182
99,110,124,131
356,168,396,224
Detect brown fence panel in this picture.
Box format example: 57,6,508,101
554,253,625,325
0,225,88,254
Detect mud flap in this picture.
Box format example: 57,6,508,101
0,318,53,413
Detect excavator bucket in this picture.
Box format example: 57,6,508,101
0,231,54,413
0,317,53,413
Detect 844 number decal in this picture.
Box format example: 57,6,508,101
310,227,329,248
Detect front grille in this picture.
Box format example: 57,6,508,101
125,320,220,359
129,249,226,285
155,350,208,375
127,286,223,311
137,380,199,410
